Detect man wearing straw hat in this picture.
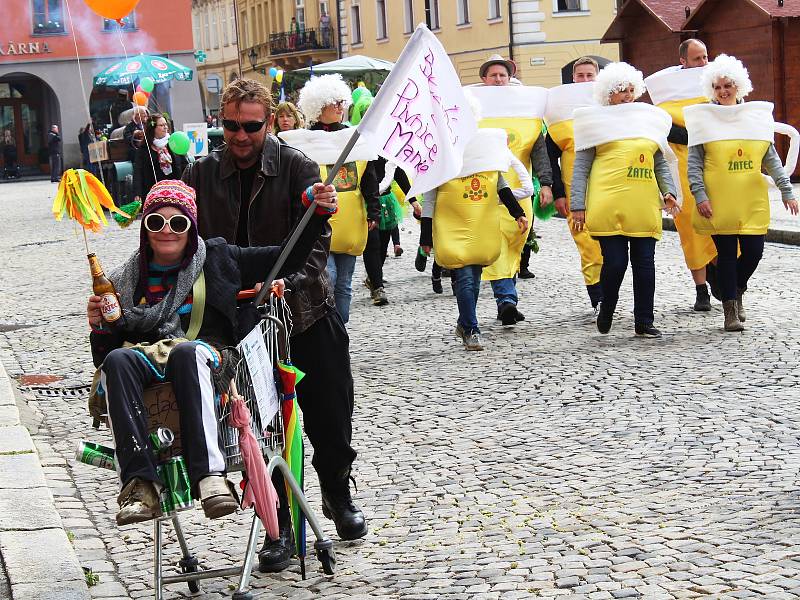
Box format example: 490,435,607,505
183,77,367,573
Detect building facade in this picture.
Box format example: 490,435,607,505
236,0,338,84
192,0,241,116
336,0,619,86
0,0,201,172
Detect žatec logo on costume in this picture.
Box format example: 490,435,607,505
463,176,488,201
330,162,359,193
729,148,754,172
627,154,653,181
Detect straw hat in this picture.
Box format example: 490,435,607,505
479,54,517,78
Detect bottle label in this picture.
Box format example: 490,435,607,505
100,293,122,322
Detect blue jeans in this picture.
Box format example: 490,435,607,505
453,266,483,334
326,253,357,323
491,277,518,308
598,235,656,326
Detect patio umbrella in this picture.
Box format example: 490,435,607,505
285,55,394,92
93,54,193,87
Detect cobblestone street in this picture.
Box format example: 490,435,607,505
2,180,800,599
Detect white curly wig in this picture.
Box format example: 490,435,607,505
297,74,353,125
701,54,753,102
593,62,646,106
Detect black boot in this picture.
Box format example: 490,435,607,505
518,245,535,279
320,472,367,541
693,283,711,312
258,480,294,573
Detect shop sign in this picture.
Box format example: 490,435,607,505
0,42,53,57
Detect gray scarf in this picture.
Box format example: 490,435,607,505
109,240,206,339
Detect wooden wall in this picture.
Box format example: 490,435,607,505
618,14,682,76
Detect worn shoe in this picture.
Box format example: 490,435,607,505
634,323,662,338
498,303,517,326
514,307,525,322
394,244,403,257
455,324,467,342
198,475,239,519
371,286,389,306
518,268,535,280
596,303,613,334
414,248,428,272
320,474,368,540
693,284,712,312
258,517,294,573
723,299,744,332
363,277,372,290
116,478,161,526
463,331,484,351
736,288,746,322
432,277,443,294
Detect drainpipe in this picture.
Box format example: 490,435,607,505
336,0,343,58
507,0,515,62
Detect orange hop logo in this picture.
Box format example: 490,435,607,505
738,148,743,157
639,154,645,163
470,178,481,191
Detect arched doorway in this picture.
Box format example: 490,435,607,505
0,72,60,174
561,56,612,84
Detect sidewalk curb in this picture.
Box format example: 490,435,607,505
662,218,800,246
0,363,90,600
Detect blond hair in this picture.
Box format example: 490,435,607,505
273,101,304,133
573,56,599,75
220,78,274,118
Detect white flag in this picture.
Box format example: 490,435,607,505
356,24,477,198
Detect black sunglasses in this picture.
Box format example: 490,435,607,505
222,119,266,133
144,213,191,234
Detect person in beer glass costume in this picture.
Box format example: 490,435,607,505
86,179,334,526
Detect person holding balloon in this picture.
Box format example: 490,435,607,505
133,114,188,204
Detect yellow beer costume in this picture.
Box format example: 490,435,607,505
544,82,603,287
279,128,377,255
645,66,717,269
467,85,546,280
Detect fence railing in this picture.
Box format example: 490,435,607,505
269,27,335,55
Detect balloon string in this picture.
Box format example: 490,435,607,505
62,0,109,194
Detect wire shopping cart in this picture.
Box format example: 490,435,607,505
151,297,336,600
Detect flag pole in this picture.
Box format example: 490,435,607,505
253,129,361,306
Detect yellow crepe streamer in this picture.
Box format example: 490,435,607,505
52,169,129,233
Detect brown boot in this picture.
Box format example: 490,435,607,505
736,289,746,322
723,300,744,332
198,475,239,519
116,478,161,526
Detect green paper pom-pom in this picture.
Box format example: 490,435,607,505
113,199,142,228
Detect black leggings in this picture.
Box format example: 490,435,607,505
711,234,765,301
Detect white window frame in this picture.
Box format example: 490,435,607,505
296,0,305,28
193,12,202,49
211,7,219,49
230,3,237,47
553,0,587,13
488,0,501,20
376,0,388,39
403,0,414,33
351,2,363,45
425,0,440,30
203,10,211,50
221,3,229,46
457,0,470,25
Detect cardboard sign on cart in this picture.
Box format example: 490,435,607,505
142,383,183,458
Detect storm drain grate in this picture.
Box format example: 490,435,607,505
21,385,92,398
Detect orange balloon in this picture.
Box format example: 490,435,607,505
132,91,149,106
84,0,141,21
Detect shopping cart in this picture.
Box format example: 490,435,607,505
149,297,336,600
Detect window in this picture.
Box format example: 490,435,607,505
193,13,202,49
424,0,440,30
351,2,362,44
221,4,229,46
102,12,136,31
32,0,64,35
241,11,248,47
296,0,306,28
457,0,470,24
231,3,237,46
203,10,211,50
488,0,501,19
376,0,388,39
403,0,414,33
556,0,583,12
211,7,219,49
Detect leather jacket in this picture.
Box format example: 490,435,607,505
182,134,335,335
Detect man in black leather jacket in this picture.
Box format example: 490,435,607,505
182,78,367,573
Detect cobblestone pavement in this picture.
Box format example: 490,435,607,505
2,180,800,599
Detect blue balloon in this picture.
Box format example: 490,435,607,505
269,67,278,77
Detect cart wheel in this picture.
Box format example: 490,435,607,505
232,592,254,600
314,539,336,575
180,555,200,593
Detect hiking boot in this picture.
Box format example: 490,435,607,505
635,323,662,338
498,302,517,326
415,248,428,272
518,268,535,279
116,478,161,526
736,288,746,322
723,300,744,332
198,475,239,519
463,331,484,351
394,244,403,257
258,516,294,573
596,303,614,334
320,472,367,540
432,277,443,294
693,284,711,312
371,286,389,306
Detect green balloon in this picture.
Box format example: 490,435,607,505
351,86,372,105
168,131,191,156
140,77,155,93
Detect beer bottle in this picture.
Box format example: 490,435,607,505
87,253,123,325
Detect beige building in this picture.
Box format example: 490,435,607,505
237,0,338,83
338,0,619,86
192,0,241,115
